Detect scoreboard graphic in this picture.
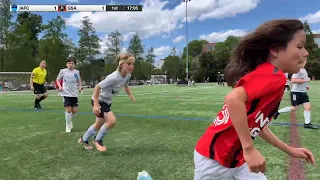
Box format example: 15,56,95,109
10,5,143,12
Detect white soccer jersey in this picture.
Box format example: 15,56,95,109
57,68,81,97
93,71,131,104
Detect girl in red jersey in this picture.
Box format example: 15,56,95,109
194,19,315,180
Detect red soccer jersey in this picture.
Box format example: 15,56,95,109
195,62,286,168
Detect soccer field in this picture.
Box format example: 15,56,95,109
0,83,319,180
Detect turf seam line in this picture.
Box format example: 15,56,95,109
288,111,305,180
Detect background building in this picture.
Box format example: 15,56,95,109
202,43,216,53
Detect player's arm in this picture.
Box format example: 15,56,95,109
30,69,36,89
56,70,63,89
124,86,132,96
124,79,132,96
291,73,310,83
259,126,292,154
225,87,254,151
93,76,115,106
77,71,82,90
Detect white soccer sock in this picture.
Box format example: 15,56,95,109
65,112,72,124
304,110,311,124
278,106,292,113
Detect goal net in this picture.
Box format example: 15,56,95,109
151,75,167,84
0,72,32,93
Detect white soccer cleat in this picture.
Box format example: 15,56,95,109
66,126,71,133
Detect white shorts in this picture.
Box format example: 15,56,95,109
194,150,267,180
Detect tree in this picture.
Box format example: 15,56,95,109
39,16,72,81
171,46,177,56
105,30,123,61
182,40,208,59
162,55,184,80
212,36,240,72
0,0,12,71
128,33,144,78
16,12,42,58
104,30,124,73
146,47,156,78
128,33,144,59
5,12,43,72
77,16,101,81
78,16,101,64
303,22,320,77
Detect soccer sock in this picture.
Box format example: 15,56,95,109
278,106,292,113
95,125,108,141
39,96,47,102
72,113,77,117
34,98,40,105
304,110,311,124
82,125,96,142
65,112,72,124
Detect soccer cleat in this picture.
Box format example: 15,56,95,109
34,103,41,110
66,126,71,133
93,139,107,152
78,137,93,150
304,123,318,129
273,112,280,120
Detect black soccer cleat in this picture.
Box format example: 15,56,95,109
304,123,318,129
273,112,280,120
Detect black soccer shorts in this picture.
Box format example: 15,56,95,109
290,92,309,106
91,99,111,118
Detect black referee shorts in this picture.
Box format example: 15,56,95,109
33,82,46,94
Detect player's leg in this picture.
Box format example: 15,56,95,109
276,92,298,119
78,117,104,150
64,97,73,132
68,97,79,129
302,94,317,129
78,100,105,150
33,84,42,109
38,85,48,105
194,150,233,180
233,163,267,180
93,111,116,152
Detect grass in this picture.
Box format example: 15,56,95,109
0,82,319,180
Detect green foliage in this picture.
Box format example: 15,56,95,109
162,55,185,80
77,16,101,64
182,39,208,59
105,30,124,62
145,47,156,78
38,16,73,81
16,12,42,58
128,33,144,59
304,21,320,77
6,14,39,71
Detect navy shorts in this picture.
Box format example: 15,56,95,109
63,97,78,107
91,100,111,118
290,92,309,106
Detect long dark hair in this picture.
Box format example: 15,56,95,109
225,19,304,87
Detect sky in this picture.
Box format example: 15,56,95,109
11,0,320,64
